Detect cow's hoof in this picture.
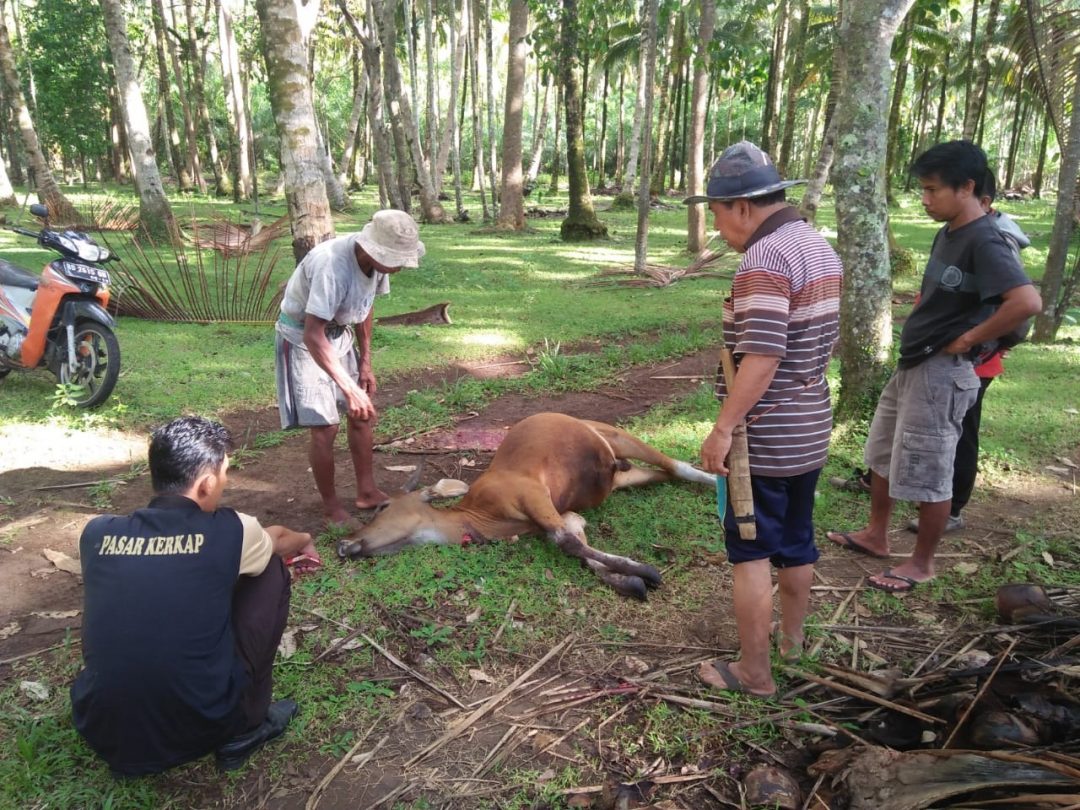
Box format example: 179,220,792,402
639,564,662,589
337,540,363,559
617,576,648,601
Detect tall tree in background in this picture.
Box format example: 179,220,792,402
1032,53,1080,342
100,0,181,244
256,0,333,260
559,0,607,241
372,0,450,223
219,0,252,200
0,0,78,222
831,0,916,419
496,0,528,230
687,0,716,254
963,0,1001,140
633,0,659,272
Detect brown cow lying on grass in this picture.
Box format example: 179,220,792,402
337,412,716,599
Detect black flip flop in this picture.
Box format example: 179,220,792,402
826,530,889,559
868,568,922,594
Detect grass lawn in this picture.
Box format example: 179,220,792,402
1,182,1078,809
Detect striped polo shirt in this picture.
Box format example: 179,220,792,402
715,207,843,477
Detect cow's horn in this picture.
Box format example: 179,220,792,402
421,478,470,501
402,460,426,492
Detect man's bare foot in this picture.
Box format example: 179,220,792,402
868,561,932,593
697,659,776,697
355,489,389,510
825,529,890,559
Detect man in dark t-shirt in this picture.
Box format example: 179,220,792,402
827,141,1041,593
72,417,316,775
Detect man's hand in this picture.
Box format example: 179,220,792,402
266,526,315,558
942,332,976,355
701,427,733,476
359,364,377,394
344,384,376,420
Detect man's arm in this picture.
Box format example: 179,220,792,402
357,309,377,394
303,313,374,419
265,525,317,559
943,284,1043,355
701,354,781,476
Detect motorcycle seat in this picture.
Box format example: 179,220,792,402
0,258,38,290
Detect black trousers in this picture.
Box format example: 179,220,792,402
232,555,291,732
951,377,993,516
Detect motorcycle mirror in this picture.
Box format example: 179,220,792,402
28,203,48,221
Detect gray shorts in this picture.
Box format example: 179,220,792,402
864,353,981,503
275,333,359,429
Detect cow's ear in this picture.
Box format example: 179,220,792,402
421,478,469,501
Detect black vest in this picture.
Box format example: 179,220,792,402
71,495,248,775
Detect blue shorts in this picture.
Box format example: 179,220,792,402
723,468,821,568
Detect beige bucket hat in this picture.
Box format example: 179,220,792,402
356,210,426,268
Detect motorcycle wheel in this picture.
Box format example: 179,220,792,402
57,319,120,408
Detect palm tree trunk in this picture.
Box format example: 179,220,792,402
526,71,552,185
166,0,204,193
904,61,932,190
548,82,562,195
778,0,808,176
434,0,468,195
933,48,949,143
633,0,660,273
615,69,625,187
687,0,715,254
832,0,916,420
373,0,449,222
339,46,366,186
0,7,77,222
191,0,227,196
218,0,252,200
963,0,1001,141
101,0,181,244
961,0,980,138
760,0,789,155
179,0,208,195
496,0,528,230
1033,109,1049,198
150,0,191,191
423,0,438,172
622,16,649,196
1031,54,1080,342
558,0,606,241
483,0,499,218
1004,73,1025,189
255,0,333,260
884,15,912,202
597,63,610,187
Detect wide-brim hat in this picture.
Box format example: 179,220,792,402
356,209,426,268
683,140,805,204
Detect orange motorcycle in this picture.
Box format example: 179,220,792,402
0,203,120,407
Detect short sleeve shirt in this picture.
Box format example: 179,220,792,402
716,207,843,476
276,234,391,352
899,215,1031,367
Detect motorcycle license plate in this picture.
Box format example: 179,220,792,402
60,261,110,285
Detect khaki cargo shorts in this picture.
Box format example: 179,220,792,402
864,352,981,503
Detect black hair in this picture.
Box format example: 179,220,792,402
910,140,988,196
982,169,997,203
148,416,233,494
719,189,787,208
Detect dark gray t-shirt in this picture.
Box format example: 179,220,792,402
898,215,1031,368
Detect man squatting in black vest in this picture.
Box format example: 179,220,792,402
71,416,317,775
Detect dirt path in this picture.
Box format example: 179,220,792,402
2,347,1076,809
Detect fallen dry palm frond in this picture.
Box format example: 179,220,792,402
582,244,734,288
188,213,291,257
101,226,286,323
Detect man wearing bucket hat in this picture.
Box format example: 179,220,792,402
275,210,425,536
686,141,843,697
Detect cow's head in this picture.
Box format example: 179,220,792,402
337,478,470,558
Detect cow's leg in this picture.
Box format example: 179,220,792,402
583,559,649,601
515,485,661,597
549,512,662,595
583,421,715,488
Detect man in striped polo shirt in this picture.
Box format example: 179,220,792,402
686,141,843,698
